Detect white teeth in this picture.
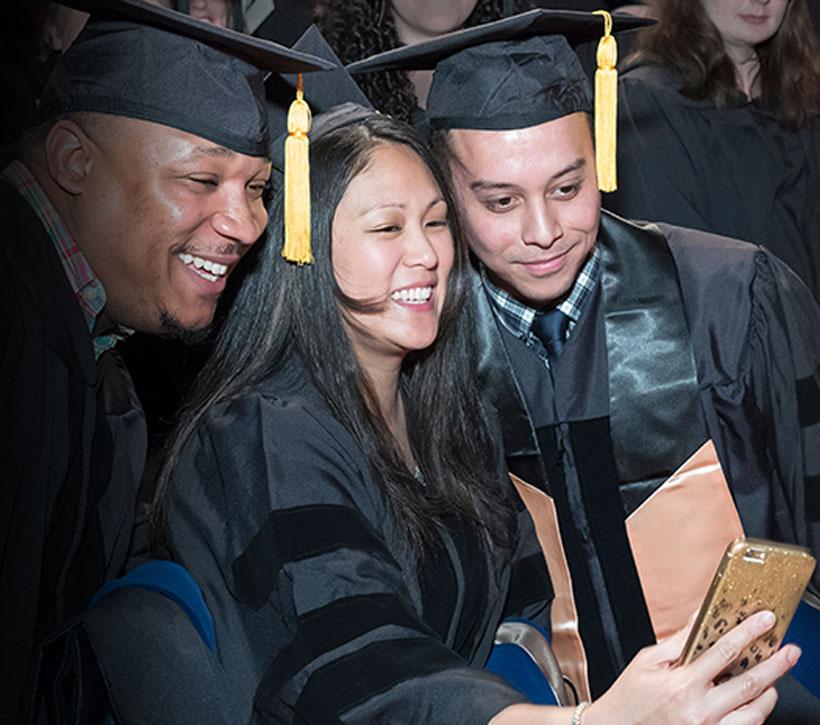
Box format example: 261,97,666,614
390,286,433,304
178,254,228,277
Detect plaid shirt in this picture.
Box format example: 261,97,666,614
2,161,124,358
482,246,600,366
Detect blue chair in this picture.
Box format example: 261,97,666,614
486,618,567,706
783,594,820,698
33,560,236,724
91,559,216,652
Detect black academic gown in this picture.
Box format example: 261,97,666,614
165,359,551,723
0,181,146,721
607,63,820,301
475,211,820,701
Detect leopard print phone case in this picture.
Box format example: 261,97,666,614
678,537,815,675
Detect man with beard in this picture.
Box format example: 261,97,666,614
0,0,332,718
349,8,820,719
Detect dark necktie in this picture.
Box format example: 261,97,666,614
531,308,570,361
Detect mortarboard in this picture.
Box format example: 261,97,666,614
35,0,336,158
530,1,646,10
267,25,373,174
347,9,651,191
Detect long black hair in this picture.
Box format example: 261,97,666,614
152,114,512,555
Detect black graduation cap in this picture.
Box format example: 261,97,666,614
267,24,374,175
347,8,650,192
35,0,337,158
346,8,648,135
531,1,645,9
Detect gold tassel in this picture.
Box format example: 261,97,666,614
282,74,313,265
593,10,618,193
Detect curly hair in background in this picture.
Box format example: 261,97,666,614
320,0,531,121
633,0,820,129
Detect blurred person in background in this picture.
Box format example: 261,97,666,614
320,0,530,121
607,0,820,301
0,3,89,152
35,3,89,63
178,0,240,28
145,0,241,29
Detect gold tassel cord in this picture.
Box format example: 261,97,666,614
593,10,618,193
283,73,313,265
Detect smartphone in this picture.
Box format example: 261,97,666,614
678,537,815,675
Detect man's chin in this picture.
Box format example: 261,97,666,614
158,309,213,345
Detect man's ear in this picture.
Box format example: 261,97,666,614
44,120,96,195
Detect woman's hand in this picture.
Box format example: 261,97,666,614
585,610,800,725
489,611,799,724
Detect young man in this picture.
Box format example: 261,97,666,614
0,0,332,718
349,8,820,714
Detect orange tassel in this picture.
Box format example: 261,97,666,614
282,74,313,265
593,10,618,193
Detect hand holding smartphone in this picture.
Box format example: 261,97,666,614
678,537,815,676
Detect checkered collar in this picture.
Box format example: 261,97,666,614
481,246,600,343
2,161,128,358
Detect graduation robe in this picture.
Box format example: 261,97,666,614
0,181,146,721
607,63,820,301
474,211,820,701
165,361,551,723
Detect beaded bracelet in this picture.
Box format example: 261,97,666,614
571,701,591,725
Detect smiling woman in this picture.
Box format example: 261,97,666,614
332,142,454,364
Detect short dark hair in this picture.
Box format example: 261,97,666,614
429,110,594,180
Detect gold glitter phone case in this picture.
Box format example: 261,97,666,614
678,537,815,674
